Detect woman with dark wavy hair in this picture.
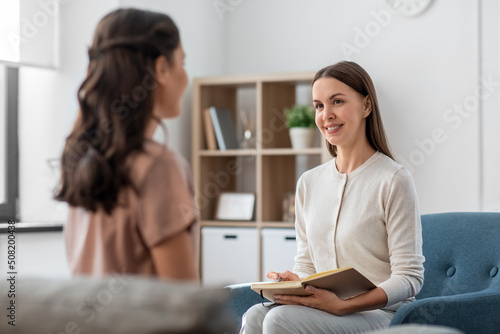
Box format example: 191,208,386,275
56,8,198,280
241,62,424,333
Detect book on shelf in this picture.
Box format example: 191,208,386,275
209,106,239,151
250,267,376,302
203,108,218,150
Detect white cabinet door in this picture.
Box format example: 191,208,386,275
201,227,259,286
261,228,297,281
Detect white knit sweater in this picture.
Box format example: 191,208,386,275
293,151,424,310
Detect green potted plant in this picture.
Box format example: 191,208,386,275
284,104,317,149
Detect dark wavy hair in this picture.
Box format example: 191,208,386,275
55,8,180,213
312,61,393,159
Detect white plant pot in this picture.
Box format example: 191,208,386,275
289,127,316,149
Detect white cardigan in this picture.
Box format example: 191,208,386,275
293,151,425,310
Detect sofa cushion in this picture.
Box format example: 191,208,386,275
418,212,500,300
0,275,237,333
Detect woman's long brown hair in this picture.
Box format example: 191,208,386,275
312,61,393,160
55,8,180,213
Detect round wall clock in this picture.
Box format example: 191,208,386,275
386,0,433,17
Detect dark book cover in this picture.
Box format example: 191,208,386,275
209,107,239,150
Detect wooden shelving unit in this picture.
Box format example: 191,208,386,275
192,72,330,281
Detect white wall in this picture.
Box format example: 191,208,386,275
480,0,500,212
0,232,69,279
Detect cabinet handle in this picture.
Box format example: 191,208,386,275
224,235,238,239
285,236,296,241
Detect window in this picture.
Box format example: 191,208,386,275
0,1,20,64
0,0,58,68
0,65,19,221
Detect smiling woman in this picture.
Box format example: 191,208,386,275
241,62,424,334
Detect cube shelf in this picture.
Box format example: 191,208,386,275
192,72,330,282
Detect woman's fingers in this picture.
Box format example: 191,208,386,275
266,271,281,281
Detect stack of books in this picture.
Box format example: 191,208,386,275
203,106,239,151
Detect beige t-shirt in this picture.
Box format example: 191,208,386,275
64,140,199,277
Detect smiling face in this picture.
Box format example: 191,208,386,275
312,77,372,151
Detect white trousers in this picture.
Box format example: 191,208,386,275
240,303,394,334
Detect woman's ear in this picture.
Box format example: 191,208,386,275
154,55,170,85
363,96,372,118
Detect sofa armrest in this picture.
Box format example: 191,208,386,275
225,283,269,330
390,289,500,334
0,276,238,334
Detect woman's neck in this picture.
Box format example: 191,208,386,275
335,143,376,174
145,119,158,139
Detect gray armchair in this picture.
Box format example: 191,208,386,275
226,212,500,334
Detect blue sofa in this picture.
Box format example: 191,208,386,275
226,212,500,333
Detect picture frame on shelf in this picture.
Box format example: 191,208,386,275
214,192,256,221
